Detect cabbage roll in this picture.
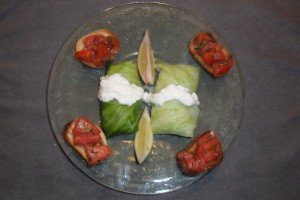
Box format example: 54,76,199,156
151,63,200,137
100,61,143,137
154,63,199,93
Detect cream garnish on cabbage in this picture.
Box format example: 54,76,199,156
143,84,199,106
98,74,200,106
98,74,144,106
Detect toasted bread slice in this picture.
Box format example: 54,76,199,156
75,29,120,68
189,32,233,77
64,117,109,165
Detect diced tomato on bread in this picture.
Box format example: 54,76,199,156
189,32,233,77
176,130,223,176
65,116,112,166
75,29,120,68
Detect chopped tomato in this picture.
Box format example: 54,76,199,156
94,35,105,45
75,30,120,68
189,32,233,77
72,116,101,145
194,32,213,45
212,50,225,61
75,50,93,62
202,52,213,65
83,35,97,47
85,143,112,166
66,116,112,166
176,130,223,176
92,58,104,67
212,60,232,77
96,45,108,60
73,133,100,146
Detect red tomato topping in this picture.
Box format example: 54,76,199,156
72,116,101,145
212,50,225,61
85,143,112,166
70,116,112,166
75,31,120,68
190,32,233,77
176,130,223,176
75,49,93,63
83,35,97,47
194,32,214,45
202,52,214,65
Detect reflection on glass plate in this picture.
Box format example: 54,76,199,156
47,2,243,194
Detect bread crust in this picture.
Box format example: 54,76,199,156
64,118,108,163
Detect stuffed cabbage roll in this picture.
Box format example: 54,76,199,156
151,63,200,137
154,63,199,93
100,61,143,137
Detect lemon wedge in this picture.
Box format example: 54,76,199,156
134,108,153,164
137,30,156,85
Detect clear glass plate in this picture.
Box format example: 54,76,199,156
47,2,243,194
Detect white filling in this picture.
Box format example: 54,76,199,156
144,84,200,106
98,74,144,106
98,74,200,106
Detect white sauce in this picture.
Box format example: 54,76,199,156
98,74,200,107
144,84,200,106
98,74,144,106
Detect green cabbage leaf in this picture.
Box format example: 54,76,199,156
101,61,143,137
151,101,199,137
155,63,200,93
101,100,143,138
151,63,200,137
106,61,142,86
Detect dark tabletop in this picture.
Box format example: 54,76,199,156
1,0,299,199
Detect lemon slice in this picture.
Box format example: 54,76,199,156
134,108,153,164
137,30,155,85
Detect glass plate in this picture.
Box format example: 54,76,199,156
47,2,243,195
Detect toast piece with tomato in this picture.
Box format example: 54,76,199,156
75,29,120,68
189,32,233,77
65,116,112,166
176,130,223,176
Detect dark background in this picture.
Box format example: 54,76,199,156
0,0,299,199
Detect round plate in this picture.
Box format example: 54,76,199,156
47,2,243,195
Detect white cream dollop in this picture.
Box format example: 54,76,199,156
98,74,144,106
98,74,200,107
144,84,200,106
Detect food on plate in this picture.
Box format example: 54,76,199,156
137,30,156,85
134,108,153,164
153,63,199,93
99,73,144,106
99,61,143,137
151,63,200,137
106,60,142,86
98,61,200,138
75,29,120,68
144,84,199,106
151,101,199,138
189,32,233,77
176,130,223,176
65,116,112,166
